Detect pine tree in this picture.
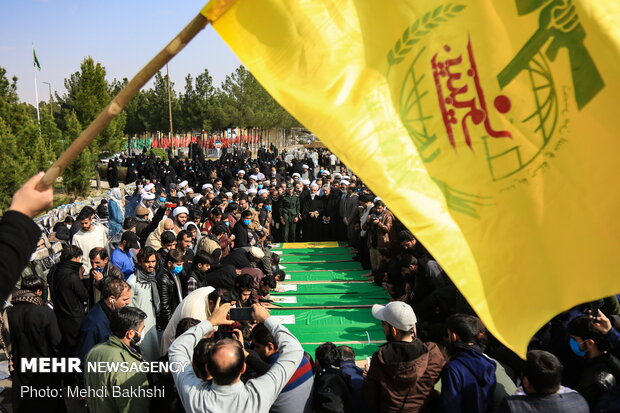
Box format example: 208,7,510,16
0,118,27,212
59,57,126,156
195,69,218,132
144,71,178,133
61,111,94,196
40,111,64,156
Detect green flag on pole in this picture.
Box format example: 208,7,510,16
33,48,41,71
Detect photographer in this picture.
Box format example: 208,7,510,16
365,200,396,272
169,302,304,412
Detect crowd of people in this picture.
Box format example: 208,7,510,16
1,145,620,413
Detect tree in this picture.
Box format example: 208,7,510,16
0,118,27,212
0,67,17,101
47,63,302,139
59,57,126,156
61,111,95,196
220,65,260,128
124,89,149,136
143,71,178,134
218,65,299,132
0,67,55,211
176,69,221,133
40,111,64,156
195,69,219,131
178,74,200,132
0,68,35,136
15,119,53,174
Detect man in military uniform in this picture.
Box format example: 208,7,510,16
280,184,300,243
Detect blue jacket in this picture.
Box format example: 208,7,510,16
441,343,497,413
124,192,141,218
111,247,135,279
341,360,371,413
75,300,112,361
108,199,124,236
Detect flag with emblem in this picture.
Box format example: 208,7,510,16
202,0,620,356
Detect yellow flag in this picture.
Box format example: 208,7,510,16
203,0,620,356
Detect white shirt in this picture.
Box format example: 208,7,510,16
170,318,304,413
72,224,108,273
160,286,215,356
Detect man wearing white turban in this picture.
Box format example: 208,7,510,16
172,207,189,233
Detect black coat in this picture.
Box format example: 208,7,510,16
300,193,324,241
156,270,181,330
179,265,207,297
181,248,195,263
107,160,119,188
96,202,109,219
574,352,620,409
300,193,324,220
220,248,251,269
139,207,167,247
231,221,251,248
48,260,88,353
204,264,237,290
8,292,63,412
313,366,355,413
0,211,41,303
325,192,341,220
135,218,150,240
52,222,71,242
8,294,61,365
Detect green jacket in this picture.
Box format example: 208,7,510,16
281,195,300,219
83,335,150,413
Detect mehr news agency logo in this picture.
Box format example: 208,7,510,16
19,357,190,398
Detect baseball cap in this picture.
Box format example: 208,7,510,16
121,231,140,249
372,301,417,332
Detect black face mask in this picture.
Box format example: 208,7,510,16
131,330,143,346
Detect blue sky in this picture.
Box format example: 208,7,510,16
0,0,242,105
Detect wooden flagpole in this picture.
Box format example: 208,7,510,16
36,13,209,190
